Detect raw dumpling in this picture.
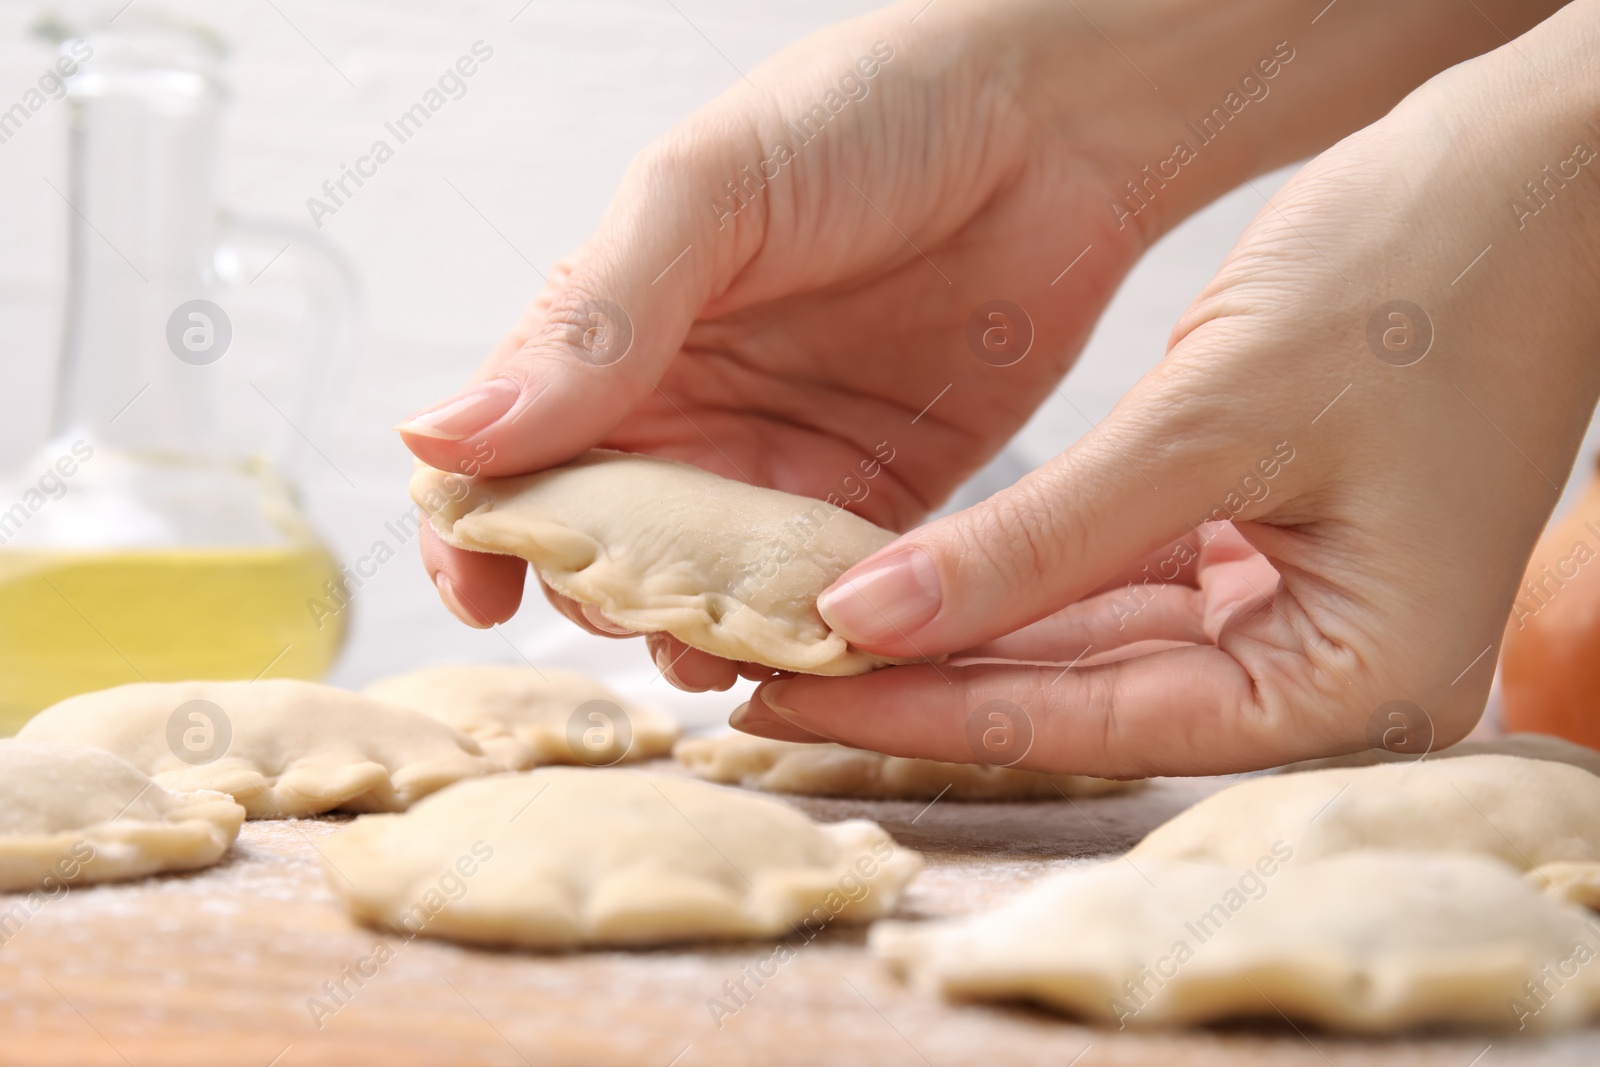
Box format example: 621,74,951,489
363,663,679,771
0,741,244,890
319,767,923,948
18,680,496,818
1536,862,1600,910
872,851,1600,1032
1280,732,1600,778
676,732,1141,800
1131,754,1600,903
410,450,909,675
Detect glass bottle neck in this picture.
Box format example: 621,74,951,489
53,39,226,455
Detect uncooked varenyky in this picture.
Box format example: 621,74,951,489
1130,753,1600,904
19,679,496,818
321,767,923,948
676,731,1141,800
411,450,912,675
364,663,679,771
0,740,244,890
872,850,1600,1031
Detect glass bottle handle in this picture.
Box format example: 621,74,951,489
211,213,362,480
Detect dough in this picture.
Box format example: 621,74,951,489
18,680,496,819
1536,862,1600,911
0,741,244,891
871,850,1600,1032
676,732,1142,800
364,664,680,771
1281,732,1600,778
319,767,923,948
1132,754,1600,904
410,450,909,675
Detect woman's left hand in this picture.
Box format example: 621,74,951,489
733,2,1600,776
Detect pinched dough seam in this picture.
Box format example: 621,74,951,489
156,757,491,818
546,562,867,674
0,800,242,889
676,739,1141,800
478,721,680,771
1529,861,1600,908
333,820,922,947
876,929,1600,1031
430,507,890,675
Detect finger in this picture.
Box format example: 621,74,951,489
396,123,757,478
961,583,1207,662
419,523,524,627
755,643,1331,777
1085,527,1209,596
729,699,836,743
646,634,740,692
1071,639,1196,665
542,585,758,689
957,526,1241,662
539,581,639,638
1195,524,1282,641
965,523,1277,662
816,368,1297,658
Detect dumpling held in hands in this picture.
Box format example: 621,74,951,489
412,450,917,675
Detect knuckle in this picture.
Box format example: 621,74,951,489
627,121,743,200
957,482,1069,591
1020,664,1127,776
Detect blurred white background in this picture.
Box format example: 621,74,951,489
2,0,1593,729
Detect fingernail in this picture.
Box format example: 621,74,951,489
582,603,633,636
732,695,834,743
396,378,521,441
759,680,796,719
817,547,941,646
653,642,680,685
436,574,490,629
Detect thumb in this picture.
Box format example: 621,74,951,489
398,135,754,477
817,374,1299,658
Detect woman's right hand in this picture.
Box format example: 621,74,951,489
401,0,1171,651
400,0,1556,690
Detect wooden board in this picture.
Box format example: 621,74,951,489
1,766,1596,1066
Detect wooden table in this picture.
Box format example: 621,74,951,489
2,765,1595,1066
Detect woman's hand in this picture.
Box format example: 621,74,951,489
736,1,1600,775
402,0,1155,638
398,0,1529,657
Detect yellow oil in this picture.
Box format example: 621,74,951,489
0,544,348,734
